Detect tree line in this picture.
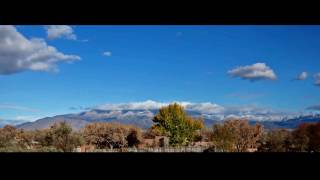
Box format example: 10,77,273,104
0,103,319,152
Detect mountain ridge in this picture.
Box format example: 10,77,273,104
15,109,320,130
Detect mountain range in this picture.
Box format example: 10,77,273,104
15,108,320,131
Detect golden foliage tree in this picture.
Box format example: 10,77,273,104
152,103,204,146
212,118,263,152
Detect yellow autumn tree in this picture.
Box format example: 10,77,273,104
151,103,204,146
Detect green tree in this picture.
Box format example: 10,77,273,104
152,103,204,146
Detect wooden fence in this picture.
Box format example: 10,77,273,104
88,146,210,152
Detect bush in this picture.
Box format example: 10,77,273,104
83,122,142,149
0,125,18,148
211,118,263,152
127,128,142,147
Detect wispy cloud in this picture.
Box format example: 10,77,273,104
228,62,277,82
0,25,80,75
0,104,39,112
102,51,112,57
0,115,40,127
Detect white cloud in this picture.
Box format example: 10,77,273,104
296,71,308,80
185,102,224,114
228,62,277,81
92,100,293,121
103,51,112,57
45,25,77,40
95,100,169,111
0,25,80,75
94,100,222,113
314,73,320,86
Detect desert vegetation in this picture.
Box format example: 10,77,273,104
0,103,320,152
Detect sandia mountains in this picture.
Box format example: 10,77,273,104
15,108,320,130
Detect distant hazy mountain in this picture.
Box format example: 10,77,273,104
16,116,90,131
17,100,302,130
16,109,158,130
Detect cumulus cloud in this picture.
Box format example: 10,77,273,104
0,25,80,75
92,100,293,121
103,51,112,57
185,102,224,114
45,25,77,40
228,62,277,81
295,71,308,80
314,73,320,86
95,100,170,111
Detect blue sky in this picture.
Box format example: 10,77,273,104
1,25,320,122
